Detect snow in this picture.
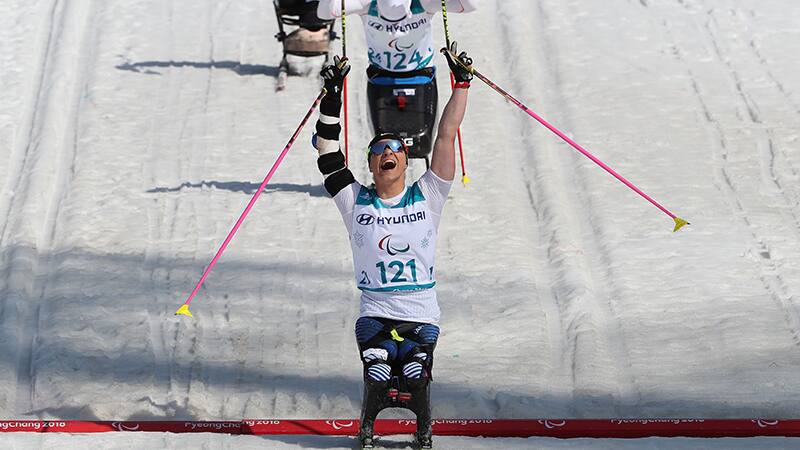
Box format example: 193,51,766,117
3,433,798,450
1,0,800,448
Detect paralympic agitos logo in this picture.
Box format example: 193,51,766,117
388,38,414,52
378,234,410,255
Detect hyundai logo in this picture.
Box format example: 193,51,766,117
357,214,375,225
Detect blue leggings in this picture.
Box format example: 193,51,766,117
355,317,439,382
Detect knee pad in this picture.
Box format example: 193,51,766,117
355,317,386,345
411,324,440,346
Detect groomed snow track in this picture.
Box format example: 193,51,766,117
2,418,800,438
3,2,800,448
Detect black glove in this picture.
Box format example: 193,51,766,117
441,41,473,84
320,55,350,96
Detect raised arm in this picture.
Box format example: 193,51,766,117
420,0,477,14
315,57,356,196
316,0,371,20
429,42,472,181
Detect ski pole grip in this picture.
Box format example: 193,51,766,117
442,49,475,74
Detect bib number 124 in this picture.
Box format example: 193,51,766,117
372,50,425,71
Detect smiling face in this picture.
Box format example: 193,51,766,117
368,140,408,191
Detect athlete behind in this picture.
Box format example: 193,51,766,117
313,42,472,449
317,0,476,73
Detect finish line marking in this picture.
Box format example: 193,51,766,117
2,419,800,438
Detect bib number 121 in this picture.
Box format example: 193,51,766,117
376,259,418,284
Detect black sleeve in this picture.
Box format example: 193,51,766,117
324,169,356,197
317,150,345,175
315,96,343,140
315,92,348,196
315,122,341,141
317,150,355,197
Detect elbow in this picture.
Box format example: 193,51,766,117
456,0,477,13
438,113,464,140
435,126,457,148
439,126,457,143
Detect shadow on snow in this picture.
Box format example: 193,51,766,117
116,60,281,77
146,180,328,197
2,247,798,424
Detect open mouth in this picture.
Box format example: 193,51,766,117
380,159,397,171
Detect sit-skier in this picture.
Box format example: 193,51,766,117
312,42,473,449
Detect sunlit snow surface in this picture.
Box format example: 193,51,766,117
1,0,800,448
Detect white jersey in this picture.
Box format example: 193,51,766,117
362,1,435,72
317,0,476,72
333,170,452,324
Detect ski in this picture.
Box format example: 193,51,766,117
356,435,432,449
413,431,433,449
358,435,375,449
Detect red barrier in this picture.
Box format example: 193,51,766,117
2,419,800,438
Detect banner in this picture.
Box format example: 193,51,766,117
2,419,799,438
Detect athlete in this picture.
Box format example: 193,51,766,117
316,0,476,73
316,0,476,165
313,42,473,449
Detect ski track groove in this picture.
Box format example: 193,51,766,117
172,1,252,416
0,0,59,246
29,0,98,413
0,9,57,412
534,2,640,414
140,0,225,418
489,0,574,410
0,0,97,416
733,7,800,116
141,0,179,417
1,0,57,416
441,0,571,415
726,8,800,223
701,8,800,345
174,0,216,415
497,0,639,415
660,6,800,348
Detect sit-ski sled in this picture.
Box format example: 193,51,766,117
367,65,439,169
358,369,433,449
273,0,336,90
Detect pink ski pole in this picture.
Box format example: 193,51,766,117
175,88,327,318
447,51,689,232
